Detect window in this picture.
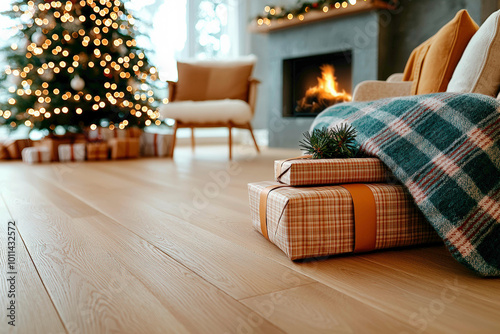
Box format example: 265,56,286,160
127,0,241,82
194,0,239,59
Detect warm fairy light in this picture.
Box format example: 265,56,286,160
76,108,83,114
342,1,348,8
323,6,329,12
287,13,293,20
90,124,97,130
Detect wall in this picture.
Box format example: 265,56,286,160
384,0,498,77
246,0,498,146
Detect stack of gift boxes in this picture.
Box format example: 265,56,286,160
248,156,441,260
0,127,173,164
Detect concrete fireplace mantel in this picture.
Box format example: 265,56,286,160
249,0,393,33
260,8,389,147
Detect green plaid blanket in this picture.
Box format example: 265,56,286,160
312,93,500,276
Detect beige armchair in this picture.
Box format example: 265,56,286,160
159,56,260,160
352,73,413,102
353,73,500,102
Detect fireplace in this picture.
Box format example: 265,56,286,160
283,51,353,118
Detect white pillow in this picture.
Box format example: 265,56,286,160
447,10,500,97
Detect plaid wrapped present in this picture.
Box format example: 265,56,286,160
109,138,140,159
22,147,51,164
4,139,32,159
249,181,440,260
86,142,109,161
58,143,86,162
140,132,173,157
275,156,391,186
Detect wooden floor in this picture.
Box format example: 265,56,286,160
1,145,499,334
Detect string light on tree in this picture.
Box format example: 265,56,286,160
0,0,163,133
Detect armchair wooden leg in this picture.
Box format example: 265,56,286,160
171,121,179,158
228,124,233,160
247,122,260,153
191,127,195,152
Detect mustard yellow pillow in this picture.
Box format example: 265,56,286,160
403,10,479,95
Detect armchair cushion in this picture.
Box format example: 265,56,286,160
174,57,256,102
159,99,252,125
447,10,500,97
352,80,413,102
403,10,478,95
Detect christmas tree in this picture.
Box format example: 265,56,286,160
0,0,164,134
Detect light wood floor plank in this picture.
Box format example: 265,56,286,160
30,163,314,301
362,246,500,306
241,282,414,333
9,175,283,333
1,176,190,334
0,195,66,334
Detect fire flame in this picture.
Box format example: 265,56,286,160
305,64,351,101
296,64,351,114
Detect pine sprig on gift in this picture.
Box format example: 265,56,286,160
299,124,359,159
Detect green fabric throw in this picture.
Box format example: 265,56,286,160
312,93,500,276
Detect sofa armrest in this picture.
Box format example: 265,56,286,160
386,73,405,82
352,81,413,102
167,81,177,102
248,77,260,115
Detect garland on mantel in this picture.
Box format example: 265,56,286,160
254,0,399,27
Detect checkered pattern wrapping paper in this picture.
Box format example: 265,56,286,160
275,158,391,186
248,181,440,260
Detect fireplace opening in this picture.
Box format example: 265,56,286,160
283,51,352,117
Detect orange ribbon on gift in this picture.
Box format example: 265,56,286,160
259,183,377,253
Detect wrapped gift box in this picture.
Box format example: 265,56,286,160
248,181,440,260
21,147,51,164
4,139,32,159
275,157,391,186
109,138,140,159
87,127,114,142
140,133,173,157
87,127,142,141
58,143,86,162
0,144,8,160
34,136,71,162
86,142,109,161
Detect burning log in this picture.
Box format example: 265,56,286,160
296,64,351,114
